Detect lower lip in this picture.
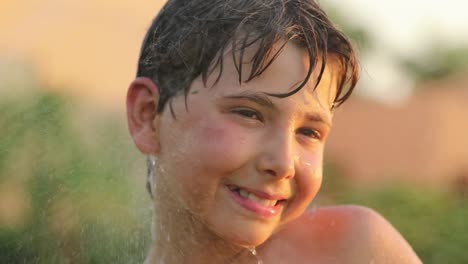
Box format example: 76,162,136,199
226,186,284,218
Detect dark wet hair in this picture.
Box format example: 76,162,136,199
137,0,359,113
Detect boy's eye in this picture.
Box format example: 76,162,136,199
231,108,263,121
297,128,321,140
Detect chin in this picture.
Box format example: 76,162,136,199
214,221,276,248
229,235,269,248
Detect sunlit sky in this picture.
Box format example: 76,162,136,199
327,0,468,103
329,0,468,54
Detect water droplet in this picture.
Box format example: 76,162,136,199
248,247,264,264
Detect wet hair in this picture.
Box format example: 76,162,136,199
137,0,359,112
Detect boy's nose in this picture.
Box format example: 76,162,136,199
255,133,297,180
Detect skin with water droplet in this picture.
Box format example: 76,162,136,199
248,247,264,264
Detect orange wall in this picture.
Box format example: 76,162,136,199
0,0,165,110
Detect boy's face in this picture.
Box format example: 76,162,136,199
133,43,338,247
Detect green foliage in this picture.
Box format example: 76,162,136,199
400,45,468,83
0,90,151,263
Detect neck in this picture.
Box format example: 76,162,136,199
145,179,259,264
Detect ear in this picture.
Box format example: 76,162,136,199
126,77,161,155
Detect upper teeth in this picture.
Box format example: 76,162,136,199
237,188,277,207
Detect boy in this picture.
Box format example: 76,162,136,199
126,0,422,263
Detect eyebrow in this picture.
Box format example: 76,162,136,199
223,92,276,110
223,92,332,127
305,112,332,128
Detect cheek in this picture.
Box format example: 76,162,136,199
194,119,252,171
296,152,324,201
165,118,254,213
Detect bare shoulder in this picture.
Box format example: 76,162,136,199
268,205,422,264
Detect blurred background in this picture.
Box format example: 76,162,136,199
0,0,467,263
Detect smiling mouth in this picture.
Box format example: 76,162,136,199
226,185,287,207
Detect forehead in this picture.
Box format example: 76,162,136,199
194,41,339,110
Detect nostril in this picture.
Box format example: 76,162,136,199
265,169,277,177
